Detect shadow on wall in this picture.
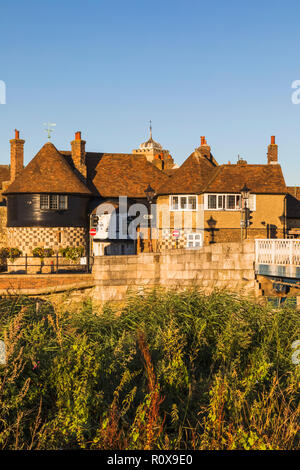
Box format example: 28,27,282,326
267,224,278,239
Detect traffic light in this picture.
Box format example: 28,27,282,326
91,214,99,228
245,207,253,227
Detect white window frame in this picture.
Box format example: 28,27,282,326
204,194,256,211
186,232,203,248
169,195,198,211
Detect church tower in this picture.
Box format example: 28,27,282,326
132,122,176,170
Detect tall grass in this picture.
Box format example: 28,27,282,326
0,289,299,450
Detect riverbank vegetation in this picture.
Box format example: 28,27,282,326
0,289,299,450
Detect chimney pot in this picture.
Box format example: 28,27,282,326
15,129,20,140
75,131,81,141
271,135,275,145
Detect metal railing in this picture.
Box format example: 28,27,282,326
2,254,94,274
255,239,300,266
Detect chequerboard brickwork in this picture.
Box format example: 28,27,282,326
157,235,187,251
156,229,203,251
0,207,7,248
6,226,88,255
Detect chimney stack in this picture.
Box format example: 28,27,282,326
71,131,87,181
10,129,25,182
199,135,211,156
267,135,278,164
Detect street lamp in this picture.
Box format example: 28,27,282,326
240,183,251,240
207,216,217,244
145,184,156,252
240,183,251,201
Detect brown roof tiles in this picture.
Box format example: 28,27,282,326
157,152,217,195
205,164,287,194
4,143,92,195
0,165,10,189
87,153,170,198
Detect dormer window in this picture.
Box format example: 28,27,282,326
40,194,68,210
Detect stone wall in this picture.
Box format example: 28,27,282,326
0,241,259,303
93,240,258,302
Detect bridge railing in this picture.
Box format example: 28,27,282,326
255,239,300,266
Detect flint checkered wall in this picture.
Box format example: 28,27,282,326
6,226,88,255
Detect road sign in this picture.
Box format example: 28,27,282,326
172,230,180,238
89,228,97,237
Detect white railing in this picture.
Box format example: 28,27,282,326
255,239,300,266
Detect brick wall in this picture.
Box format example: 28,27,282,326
156,194,285,248
0,273,95,295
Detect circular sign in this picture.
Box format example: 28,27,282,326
89,228,97,237
172,230,180,238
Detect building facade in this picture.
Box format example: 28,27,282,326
155,136,288,250
0,130,299,257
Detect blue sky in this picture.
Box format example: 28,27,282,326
1,0,300,185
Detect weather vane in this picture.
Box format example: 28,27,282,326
44,122,56,140
149,120,152,138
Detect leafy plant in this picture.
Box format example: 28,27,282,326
59,246,84,262
0,247,22,263
32,247,54,259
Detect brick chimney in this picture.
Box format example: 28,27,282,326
71,131,87,181
197,135,211,159
267,135,278,164
10,129,25,182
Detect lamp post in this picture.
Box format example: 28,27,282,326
240,184,251,241
207,216,217,244
145,184,156,252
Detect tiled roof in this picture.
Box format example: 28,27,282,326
163,168,178,176
0,165,10,189
4,143,92,195
286,186,300,218
86,153,170,198
205,164,287,194
287,186,300,199
157,152,217,195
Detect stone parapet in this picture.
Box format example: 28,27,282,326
93,240,256,302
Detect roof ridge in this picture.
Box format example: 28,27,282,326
202,165,223,192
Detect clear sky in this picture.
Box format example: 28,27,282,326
1,0,300,185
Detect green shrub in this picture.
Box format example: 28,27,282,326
32,247,54,258
0,289,299,450
0,247,22,263
59,246,84,262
